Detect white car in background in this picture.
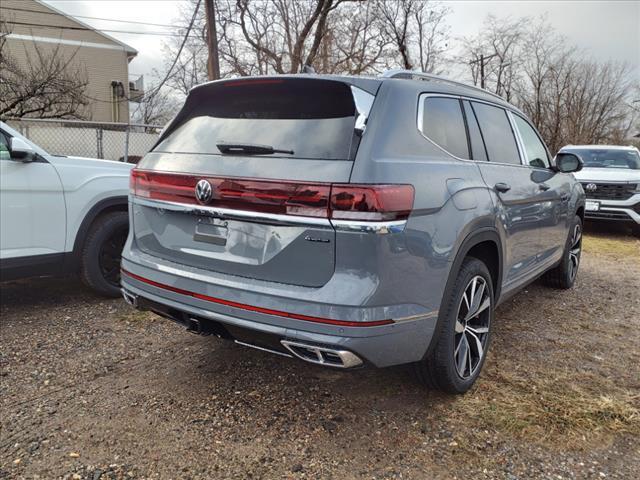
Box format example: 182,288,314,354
559,145,640,236
0,121,133,296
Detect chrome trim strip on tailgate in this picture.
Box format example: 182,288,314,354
132,196,407,233
132,196,332,228
331,219,407,234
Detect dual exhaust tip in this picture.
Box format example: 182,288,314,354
121,289,363,369
280,340,363,369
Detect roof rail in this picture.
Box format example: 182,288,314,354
380,69,505,102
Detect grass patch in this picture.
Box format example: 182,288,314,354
453,370,640,446
582,233,640,259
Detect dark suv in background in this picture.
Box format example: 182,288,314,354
121,70,585,393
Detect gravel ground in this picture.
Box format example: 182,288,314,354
1,227,639,479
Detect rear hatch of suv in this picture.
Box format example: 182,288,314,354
130,77,381,287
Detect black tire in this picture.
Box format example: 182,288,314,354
632,224,640,238
413,257,494,394
542,215,582,289
80,211,128,297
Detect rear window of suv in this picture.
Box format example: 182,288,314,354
154,79,363,161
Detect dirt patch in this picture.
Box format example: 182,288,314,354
1,228,639,479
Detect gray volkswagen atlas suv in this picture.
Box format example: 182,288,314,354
121,71,585,393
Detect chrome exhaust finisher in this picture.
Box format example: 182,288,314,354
280,340,363,369
121,289,139,308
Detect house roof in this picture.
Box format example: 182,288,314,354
34,0,138,56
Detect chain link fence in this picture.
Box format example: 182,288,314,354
2,118,164,163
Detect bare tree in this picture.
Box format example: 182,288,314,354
460,15,638,152
514,18,636,152
304,1,389,74
161,1,209,95
161,0,451,93
460,15,526,100
131,87,180,126
376,0,450,73
230,0,357,74
0,22,89,119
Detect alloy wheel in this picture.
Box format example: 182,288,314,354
99,226,128,288
454,275,491,379
568,223,582,281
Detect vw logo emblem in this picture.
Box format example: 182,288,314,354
585,183,597,192
195,179,213,204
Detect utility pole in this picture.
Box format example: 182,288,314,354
204,0,220,80
469,53,497,90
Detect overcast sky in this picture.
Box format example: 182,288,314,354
41,0,640,83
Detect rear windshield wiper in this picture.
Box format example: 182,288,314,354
216,142,294,155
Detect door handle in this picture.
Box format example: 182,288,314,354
539,183,550,191
494,182,511,193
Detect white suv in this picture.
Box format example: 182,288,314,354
0,121,133,296
560,145,640,236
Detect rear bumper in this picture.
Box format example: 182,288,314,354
120,264,438,368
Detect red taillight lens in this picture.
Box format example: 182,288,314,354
129,169,137,193
131,169,330,217
131,169,194,202
329,184,414,221
131,170,414,222
223,79,284,87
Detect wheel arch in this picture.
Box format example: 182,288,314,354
419,227,503,363
67,196,129,271
576,204,585,223
452,228,503,302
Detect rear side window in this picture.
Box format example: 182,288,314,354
462,101,488,161
513,115,550,168
418,96,470,159
471,102,521,165
154,79,365,160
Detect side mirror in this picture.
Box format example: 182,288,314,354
554,152,583,173
9,137,36,162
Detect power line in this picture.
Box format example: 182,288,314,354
0,5,187,29
4,20,199,38
149,0,202,98
75,0,202,105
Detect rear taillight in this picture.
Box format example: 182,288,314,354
330,184,414,221
131,169,330,217
131,169,414,222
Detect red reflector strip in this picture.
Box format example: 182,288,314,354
121,269,394,328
